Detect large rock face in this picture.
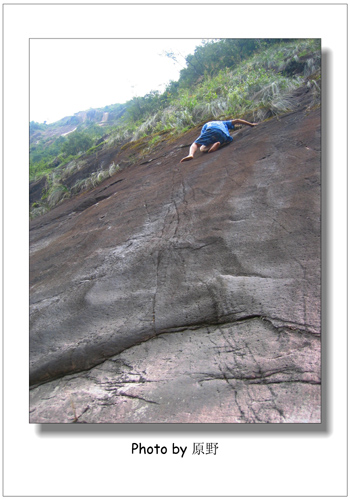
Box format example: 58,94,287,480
30,89,321,423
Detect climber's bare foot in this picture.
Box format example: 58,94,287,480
208,142,221,153
180,155,194,163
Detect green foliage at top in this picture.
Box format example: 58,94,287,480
119,38,320,135
121,38,320,136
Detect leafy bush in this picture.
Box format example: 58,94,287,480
61,131,94,156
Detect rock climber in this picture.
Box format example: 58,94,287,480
180,118,258,163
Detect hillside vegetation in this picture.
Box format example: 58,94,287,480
29,38,321,218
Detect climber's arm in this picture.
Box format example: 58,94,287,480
231,119,258,127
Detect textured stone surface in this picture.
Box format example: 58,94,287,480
30,319,320,423
30,88,321,423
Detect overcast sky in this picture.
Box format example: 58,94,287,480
30,38,206,124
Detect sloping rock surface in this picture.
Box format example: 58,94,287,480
30,89,321,423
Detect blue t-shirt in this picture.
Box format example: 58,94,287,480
195,120,235,146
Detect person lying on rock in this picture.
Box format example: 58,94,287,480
180,118,258,162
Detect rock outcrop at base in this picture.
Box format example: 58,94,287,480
30,89,321,423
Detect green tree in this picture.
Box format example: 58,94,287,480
30,121,47,135
61,131,93,156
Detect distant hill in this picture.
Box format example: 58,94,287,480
30,102,127,144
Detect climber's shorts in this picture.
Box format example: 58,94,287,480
195,128,233,147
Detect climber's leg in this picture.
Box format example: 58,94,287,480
208,142,221,153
